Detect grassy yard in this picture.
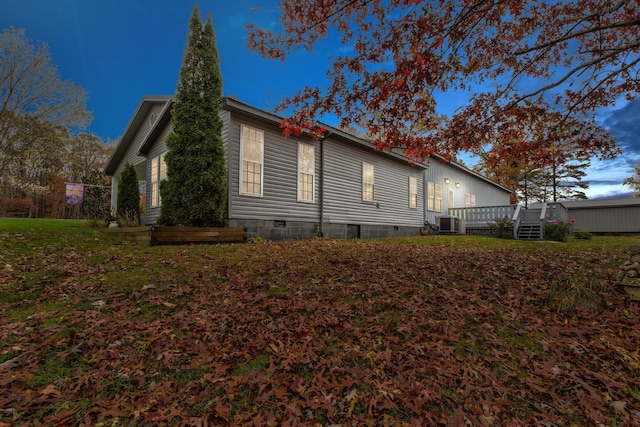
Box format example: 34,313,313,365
1,218,639,426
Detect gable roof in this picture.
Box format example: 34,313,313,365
560,198,640,209
137,99,173,156
222,97,510,193
221,97,429,169
104,95,172,175
104,95,511,194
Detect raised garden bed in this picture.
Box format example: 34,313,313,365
102,226,246,245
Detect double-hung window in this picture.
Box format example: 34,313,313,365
409,176,418,208
298,143,315,202
362,162,375,202
240,125,264,196
427,181,442,212
150,154,166,208
428,182,435,211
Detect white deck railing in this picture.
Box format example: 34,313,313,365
448,205,519,226
545,202,569,222
449,203,568,227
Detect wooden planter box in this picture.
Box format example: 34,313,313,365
102,226,246,245
102,226,154,242
150,226,246,245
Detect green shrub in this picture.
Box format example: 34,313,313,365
573,231,592,240
117,210,140,227
117,163,140,226
86,219,104,228
544,219,574,242
489,216,513,239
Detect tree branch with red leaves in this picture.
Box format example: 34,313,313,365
248,0,638,164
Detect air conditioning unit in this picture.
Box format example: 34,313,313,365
437,216,465,234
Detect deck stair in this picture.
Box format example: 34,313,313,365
516,222,543,240
514,206,545,240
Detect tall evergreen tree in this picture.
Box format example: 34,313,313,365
159,6,227,226
117,163,140,224
542,160,589,202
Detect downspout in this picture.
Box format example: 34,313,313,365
424,172,429,231
423,167,433,232
110,176,119,215
318,131,332,237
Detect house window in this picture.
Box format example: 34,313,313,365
428,182,434,211
150,154,166,208
409,176,418,208
427,181,442,212
362,162,374,202
240,125,264,196
465,192,471,207
448,189,454,209
471,194,476,207
298,143,315,202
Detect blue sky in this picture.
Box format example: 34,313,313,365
1,0,638,199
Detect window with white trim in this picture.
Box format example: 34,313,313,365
427,181,442,212
298,143,315,202
465,192,471,207
471,194,476,207
428,181,434,211
150,154,166,208
434,183,442,212
362,162,375,202
448,189,454,209
240,125,264,196
409,176,418,208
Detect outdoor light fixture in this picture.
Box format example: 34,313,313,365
455,182,460,188
444,177,450,184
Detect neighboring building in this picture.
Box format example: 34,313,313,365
558,198,640,234
104,96,511,239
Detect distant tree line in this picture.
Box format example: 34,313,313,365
0,27,113,219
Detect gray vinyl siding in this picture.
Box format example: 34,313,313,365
567,205,640,233
113,104,166,178
322,139,424,226
220,109,231,161
227,113,320,222
220,110,231,221
425,161,510,225
144,123,171,224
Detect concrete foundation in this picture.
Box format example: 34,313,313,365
229,219,421,240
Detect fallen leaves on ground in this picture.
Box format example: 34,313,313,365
1,230,639,426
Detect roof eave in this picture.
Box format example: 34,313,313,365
221,97,428,169
138,99,174,156
104,95,173,175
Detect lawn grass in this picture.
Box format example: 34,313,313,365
1,218,639,425
378,232,636,252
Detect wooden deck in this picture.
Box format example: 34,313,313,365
102,226,246,245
